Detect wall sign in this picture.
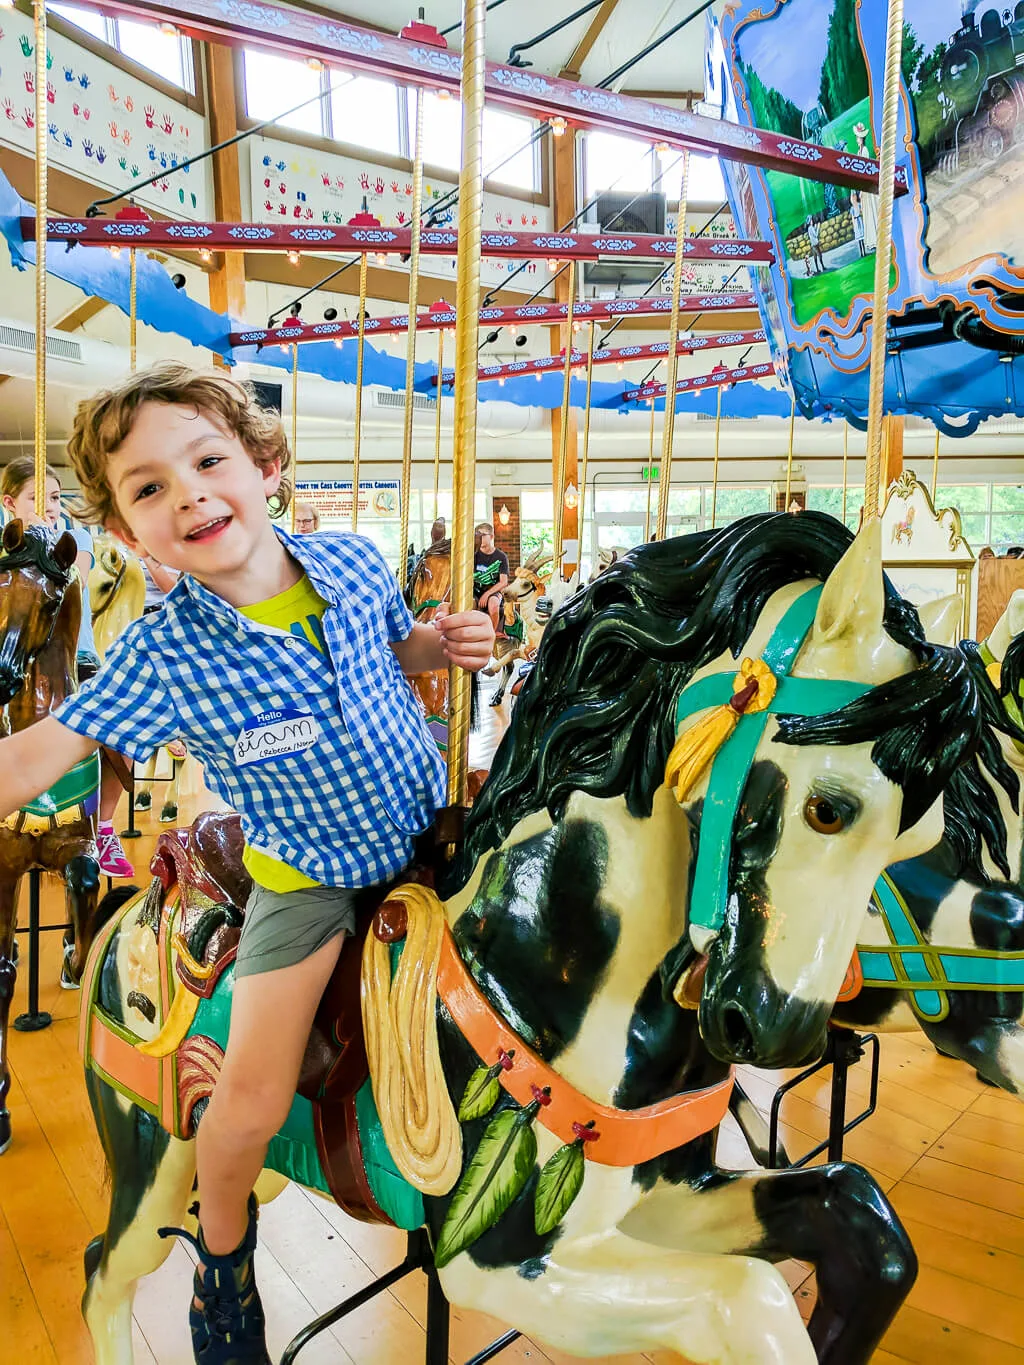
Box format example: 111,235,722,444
297,479,401,521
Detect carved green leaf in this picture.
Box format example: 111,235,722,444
457,1064,502,1122
435,1108,537,1268
533,1140,585,1236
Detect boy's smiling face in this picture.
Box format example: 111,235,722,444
105,401,283,591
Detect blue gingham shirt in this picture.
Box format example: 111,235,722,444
55,528,446,887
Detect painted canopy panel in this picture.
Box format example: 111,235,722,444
711,0,1024,434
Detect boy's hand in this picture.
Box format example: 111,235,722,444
433,607,495,672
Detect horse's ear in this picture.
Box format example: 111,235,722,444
54,531,78,572
2,519,24,553
810,518,884,647
918,594,962,648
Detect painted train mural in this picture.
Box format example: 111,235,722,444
709,0,1024,434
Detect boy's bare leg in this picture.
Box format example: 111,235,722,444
196,932,346,1254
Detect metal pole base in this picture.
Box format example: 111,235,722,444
13,869,51,1031
768,1024,880,1168
13,1009,52,1033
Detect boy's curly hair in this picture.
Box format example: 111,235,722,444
66,362,292,525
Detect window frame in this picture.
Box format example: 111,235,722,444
41,1,204,112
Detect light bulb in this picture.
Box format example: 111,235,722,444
549,116,567,136
287,249,300,266
108,245,121,259
199,247,212,263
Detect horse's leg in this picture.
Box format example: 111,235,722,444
0,876,21,1155
439,1228,814,1364
920,1009,1024,1093
160,759,181,824
83,1070,197,1365
62,851,102,988
619,1162,916,1365
134,754,155,812
491,660,513,706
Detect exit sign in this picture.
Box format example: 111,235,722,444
641,466,660,481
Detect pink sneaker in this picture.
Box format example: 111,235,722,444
97,826,135,878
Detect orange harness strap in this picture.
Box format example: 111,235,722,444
436,926,733,1168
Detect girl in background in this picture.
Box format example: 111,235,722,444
1,459,134,878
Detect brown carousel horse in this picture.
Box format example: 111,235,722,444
405,536,452,754
0,521,107,1155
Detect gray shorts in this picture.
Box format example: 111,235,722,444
235,884,358,979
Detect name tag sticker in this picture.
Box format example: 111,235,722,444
234,708,320,767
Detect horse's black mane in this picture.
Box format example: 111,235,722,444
448,512,997,892
0,524,74,584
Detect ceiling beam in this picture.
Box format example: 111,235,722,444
53,296,110,332
559,0,621,81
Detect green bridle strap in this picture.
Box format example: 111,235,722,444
675,585,873,934
413,597,445,619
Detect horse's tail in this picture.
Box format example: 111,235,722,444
361,883,462,1196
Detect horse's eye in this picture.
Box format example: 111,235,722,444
803,794,845,835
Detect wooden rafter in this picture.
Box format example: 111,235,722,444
559,0,621,81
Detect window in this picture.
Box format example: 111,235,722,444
935,482,1024,554
416,96,539,190
657,149,725,204
244,50,325,136
583,131,655,197
50,4,195,92
520,488,555,562
806,485,864,533
332,75,403,157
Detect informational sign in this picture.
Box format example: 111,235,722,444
249,135,553,293
297,479,400,522
0,8,211,219
663,211,750,294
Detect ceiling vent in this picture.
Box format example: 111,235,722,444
0,323,84,364
373,388,440,413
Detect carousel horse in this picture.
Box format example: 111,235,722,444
405,536,452,753
77,512,995,1365
88,539,185,822
0,522,105,1155
485,548,576,707
832,588,1024,1094
588,544,628,583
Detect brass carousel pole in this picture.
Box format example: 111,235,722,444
931,426,940,501
655,151,690,542
33,0,48,520
784,389,797,507
129,248,138,374
433,329,444,522
709,382,722,528
644,397,656,540
553,259,577,570
842,421,850,522
578,321,597,573
399,87,426,589
290,343,299,530
447,0,487,813
352,251,369,532
863,0,905,521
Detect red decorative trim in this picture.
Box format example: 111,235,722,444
79,0,907,196
436,927,733,1167
623,361,776,402
228,294,759,349
25,218,773,264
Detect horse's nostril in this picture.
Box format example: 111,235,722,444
721,1002,756,1060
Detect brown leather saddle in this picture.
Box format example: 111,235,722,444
150,810,414,1224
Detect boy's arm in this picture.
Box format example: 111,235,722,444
0,717,97,821
391,613,494,674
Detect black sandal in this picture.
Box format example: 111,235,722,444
159,1193,271,1364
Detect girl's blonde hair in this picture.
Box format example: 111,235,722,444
66,362,292,525
1,457,60,501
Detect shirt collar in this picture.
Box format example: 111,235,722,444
172,523,343,623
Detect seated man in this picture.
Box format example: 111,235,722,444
473,522,509,633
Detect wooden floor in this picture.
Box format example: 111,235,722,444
4,747,1024,1363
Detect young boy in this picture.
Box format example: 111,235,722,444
0,363,493,1363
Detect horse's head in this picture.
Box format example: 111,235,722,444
88,537,145,657
0,520,78,703
458,512,985,1075
682,522,960,1067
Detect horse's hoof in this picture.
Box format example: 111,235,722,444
10,939,17,968
160,804,178,823
84,1234,105,1282
0,1114,10,1157
134,792,152,811
489,695,503,707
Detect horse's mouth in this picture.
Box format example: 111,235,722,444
673,953,708,1010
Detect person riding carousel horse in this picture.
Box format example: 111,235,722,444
76,510,995,1365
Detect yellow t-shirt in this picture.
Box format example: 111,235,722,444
238,574,330,892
